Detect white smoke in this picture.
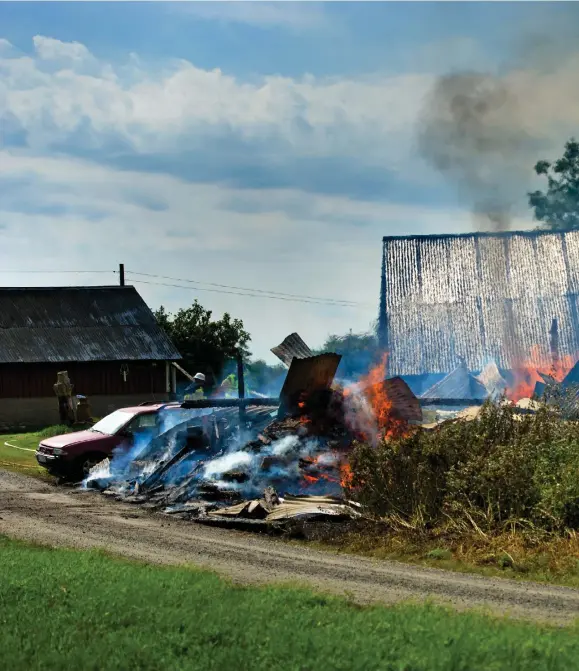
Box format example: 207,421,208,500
203,451,254,479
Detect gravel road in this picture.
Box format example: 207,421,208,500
1,469,578,624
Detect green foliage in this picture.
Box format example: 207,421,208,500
154,301,251,382
349,402,579,533
529,138,579,230
244,359,286,395
317,330,380,380
2,536,579,671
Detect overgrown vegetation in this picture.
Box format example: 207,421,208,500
2,536,579,671
348,401,579,534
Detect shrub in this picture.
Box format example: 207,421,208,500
348,400,579,533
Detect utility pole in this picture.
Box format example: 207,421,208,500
119,263,125,287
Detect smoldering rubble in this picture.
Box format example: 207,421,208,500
85,396,362,529
83,340,421,530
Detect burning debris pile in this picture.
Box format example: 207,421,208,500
84,335,421,528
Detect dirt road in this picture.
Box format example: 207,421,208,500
2,469,579,624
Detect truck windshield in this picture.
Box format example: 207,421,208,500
91,410,137,436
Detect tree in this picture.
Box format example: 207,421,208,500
528,138,579,230
317,330,381,381
154,301,251,384
244,359,287,396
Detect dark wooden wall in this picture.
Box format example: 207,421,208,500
0,361,167,398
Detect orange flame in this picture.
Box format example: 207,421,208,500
340,462,353,489
301,455,341,487
347,353,409,442
507,345,575,402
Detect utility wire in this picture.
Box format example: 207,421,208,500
0,270,112,273
129,278,370,309
125,271,370,307
0,268,372,308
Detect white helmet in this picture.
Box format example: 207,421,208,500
193,372,206,383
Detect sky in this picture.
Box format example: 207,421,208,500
1,1,579,363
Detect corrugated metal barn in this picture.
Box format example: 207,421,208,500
0,286,181,427
378,229,579,386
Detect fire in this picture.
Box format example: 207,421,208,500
346,353,409,442
507,346,575,402
300,454,341,487
339,462,353,489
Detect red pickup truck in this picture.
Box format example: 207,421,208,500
35,402,185,480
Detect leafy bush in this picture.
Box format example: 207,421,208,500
348,401,579,533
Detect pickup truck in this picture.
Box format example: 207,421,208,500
35,402,185,480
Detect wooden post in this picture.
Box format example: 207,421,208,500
236,350,246,425
119,263,125,287
171,364,177,400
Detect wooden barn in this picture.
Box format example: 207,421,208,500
0,286,182,428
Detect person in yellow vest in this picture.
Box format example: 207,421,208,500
217,374,237,398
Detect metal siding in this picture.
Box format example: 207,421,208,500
382,229,579,376
270,333,314,367
279,353,342,403
0,286,181,363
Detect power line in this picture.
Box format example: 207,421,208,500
125,271,370,307
0,267,372,308
129,278,371,309
0,270,112,273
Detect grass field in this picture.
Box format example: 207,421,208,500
0,432,47,478
1,536,579,671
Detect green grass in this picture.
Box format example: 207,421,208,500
0,432,47,477
1,536,579,671
0,425,80,478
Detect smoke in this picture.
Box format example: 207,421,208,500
418,72,529,231
203,451,253,479
417,9,579,231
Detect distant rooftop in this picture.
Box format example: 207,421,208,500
0,285,182,364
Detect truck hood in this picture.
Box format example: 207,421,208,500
40,430,105,449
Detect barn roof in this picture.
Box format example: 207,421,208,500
0,286,182,364
380,229,579,376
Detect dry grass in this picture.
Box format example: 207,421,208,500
294,519,579,588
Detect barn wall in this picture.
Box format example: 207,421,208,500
0,394,171,431
381,230,579,376
0,361,168,399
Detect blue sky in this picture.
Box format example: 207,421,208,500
1,2,578,361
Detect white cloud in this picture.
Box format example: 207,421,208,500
1,34,578,199
0,35,430,171
32,35,91,62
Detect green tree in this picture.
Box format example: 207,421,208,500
245,359,287,395
154,301,251,384
528,138,579,230
317,329,380,380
